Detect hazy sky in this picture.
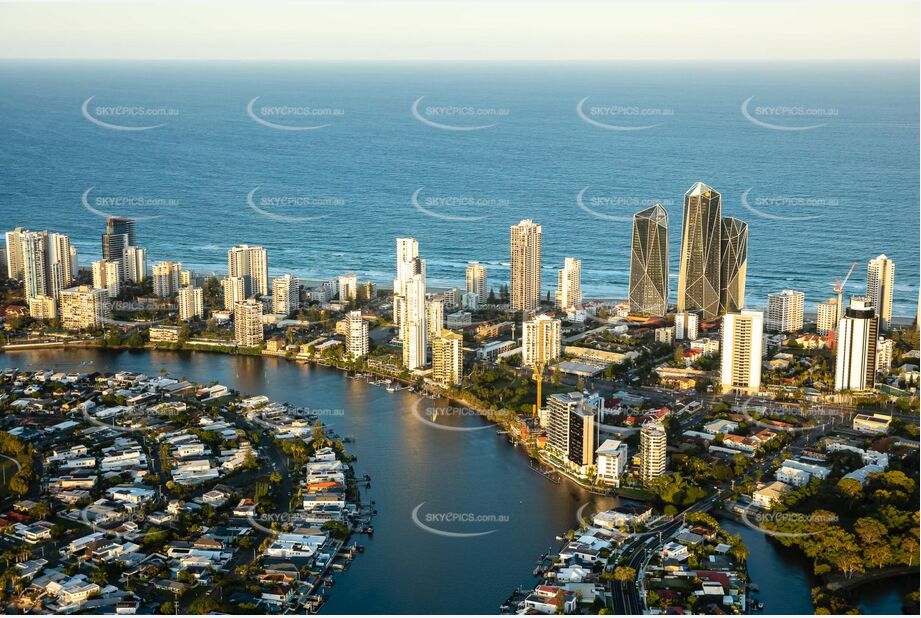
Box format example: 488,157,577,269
0,0,918,61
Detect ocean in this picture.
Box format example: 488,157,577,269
0,61,917,314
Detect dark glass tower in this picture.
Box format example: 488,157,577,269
677,182,722,320
720,217,749,314
629,203,669,316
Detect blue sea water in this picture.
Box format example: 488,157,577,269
0,61,918,314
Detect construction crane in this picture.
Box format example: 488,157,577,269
831,262,858,322
532,361,545,416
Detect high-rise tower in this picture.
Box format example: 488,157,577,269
720,217,748,314
629,203,669,316
510,220,542,314
677,183,722,320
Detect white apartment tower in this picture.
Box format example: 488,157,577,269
401,273,427,370
465,261,488,305
92,259,121,299
876,337,895,374
640,421,667,483
432,329,463,386
47,232,76,298
338,273,358,302
20,231,48,300
522,314,561,367
816,298,839,336
426,299,444,343
556,257,582,311
4,228,26,280
720,309,764,395
345,310,369,359
866,255,894,331
272,274,299,315
178,286,204,321
152,262,182,298
28,295,57,321
122,246,147,283
222,276,246,311
228,244,269,297
835,297,878,392
393,238,425,336
234,299,264,347
767,290,805,333
60,285,109,330
675,311,699,341
510,220,542,314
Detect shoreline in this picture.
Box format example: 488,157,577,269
0,363,368,614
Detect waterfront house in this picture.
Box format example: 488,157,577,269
524,585,576,615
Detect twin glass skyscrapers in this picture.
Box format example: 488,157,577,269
630,182,748,321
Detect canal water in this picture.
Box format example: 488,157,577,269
720,518,912,615
1,348,618,614
2,349,912,614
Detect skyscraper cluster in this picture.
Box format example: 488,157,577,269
676,183,748,321
5,228,78,306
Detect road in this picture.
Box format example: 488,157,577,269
610,491,722,614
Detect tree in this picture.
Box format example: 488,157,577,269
673,344,686,365
833,552,865,579
727,538,749,564
898,534,920,567
864,543,893,569
311,421,327,447
202,276,223,308
836,478,862,501
613,566,636,582
853,517,887,546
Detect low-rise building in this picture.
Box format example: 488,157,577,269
852,413,892,434
775,459,831,487
752,480,790,509
595,439,628,486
